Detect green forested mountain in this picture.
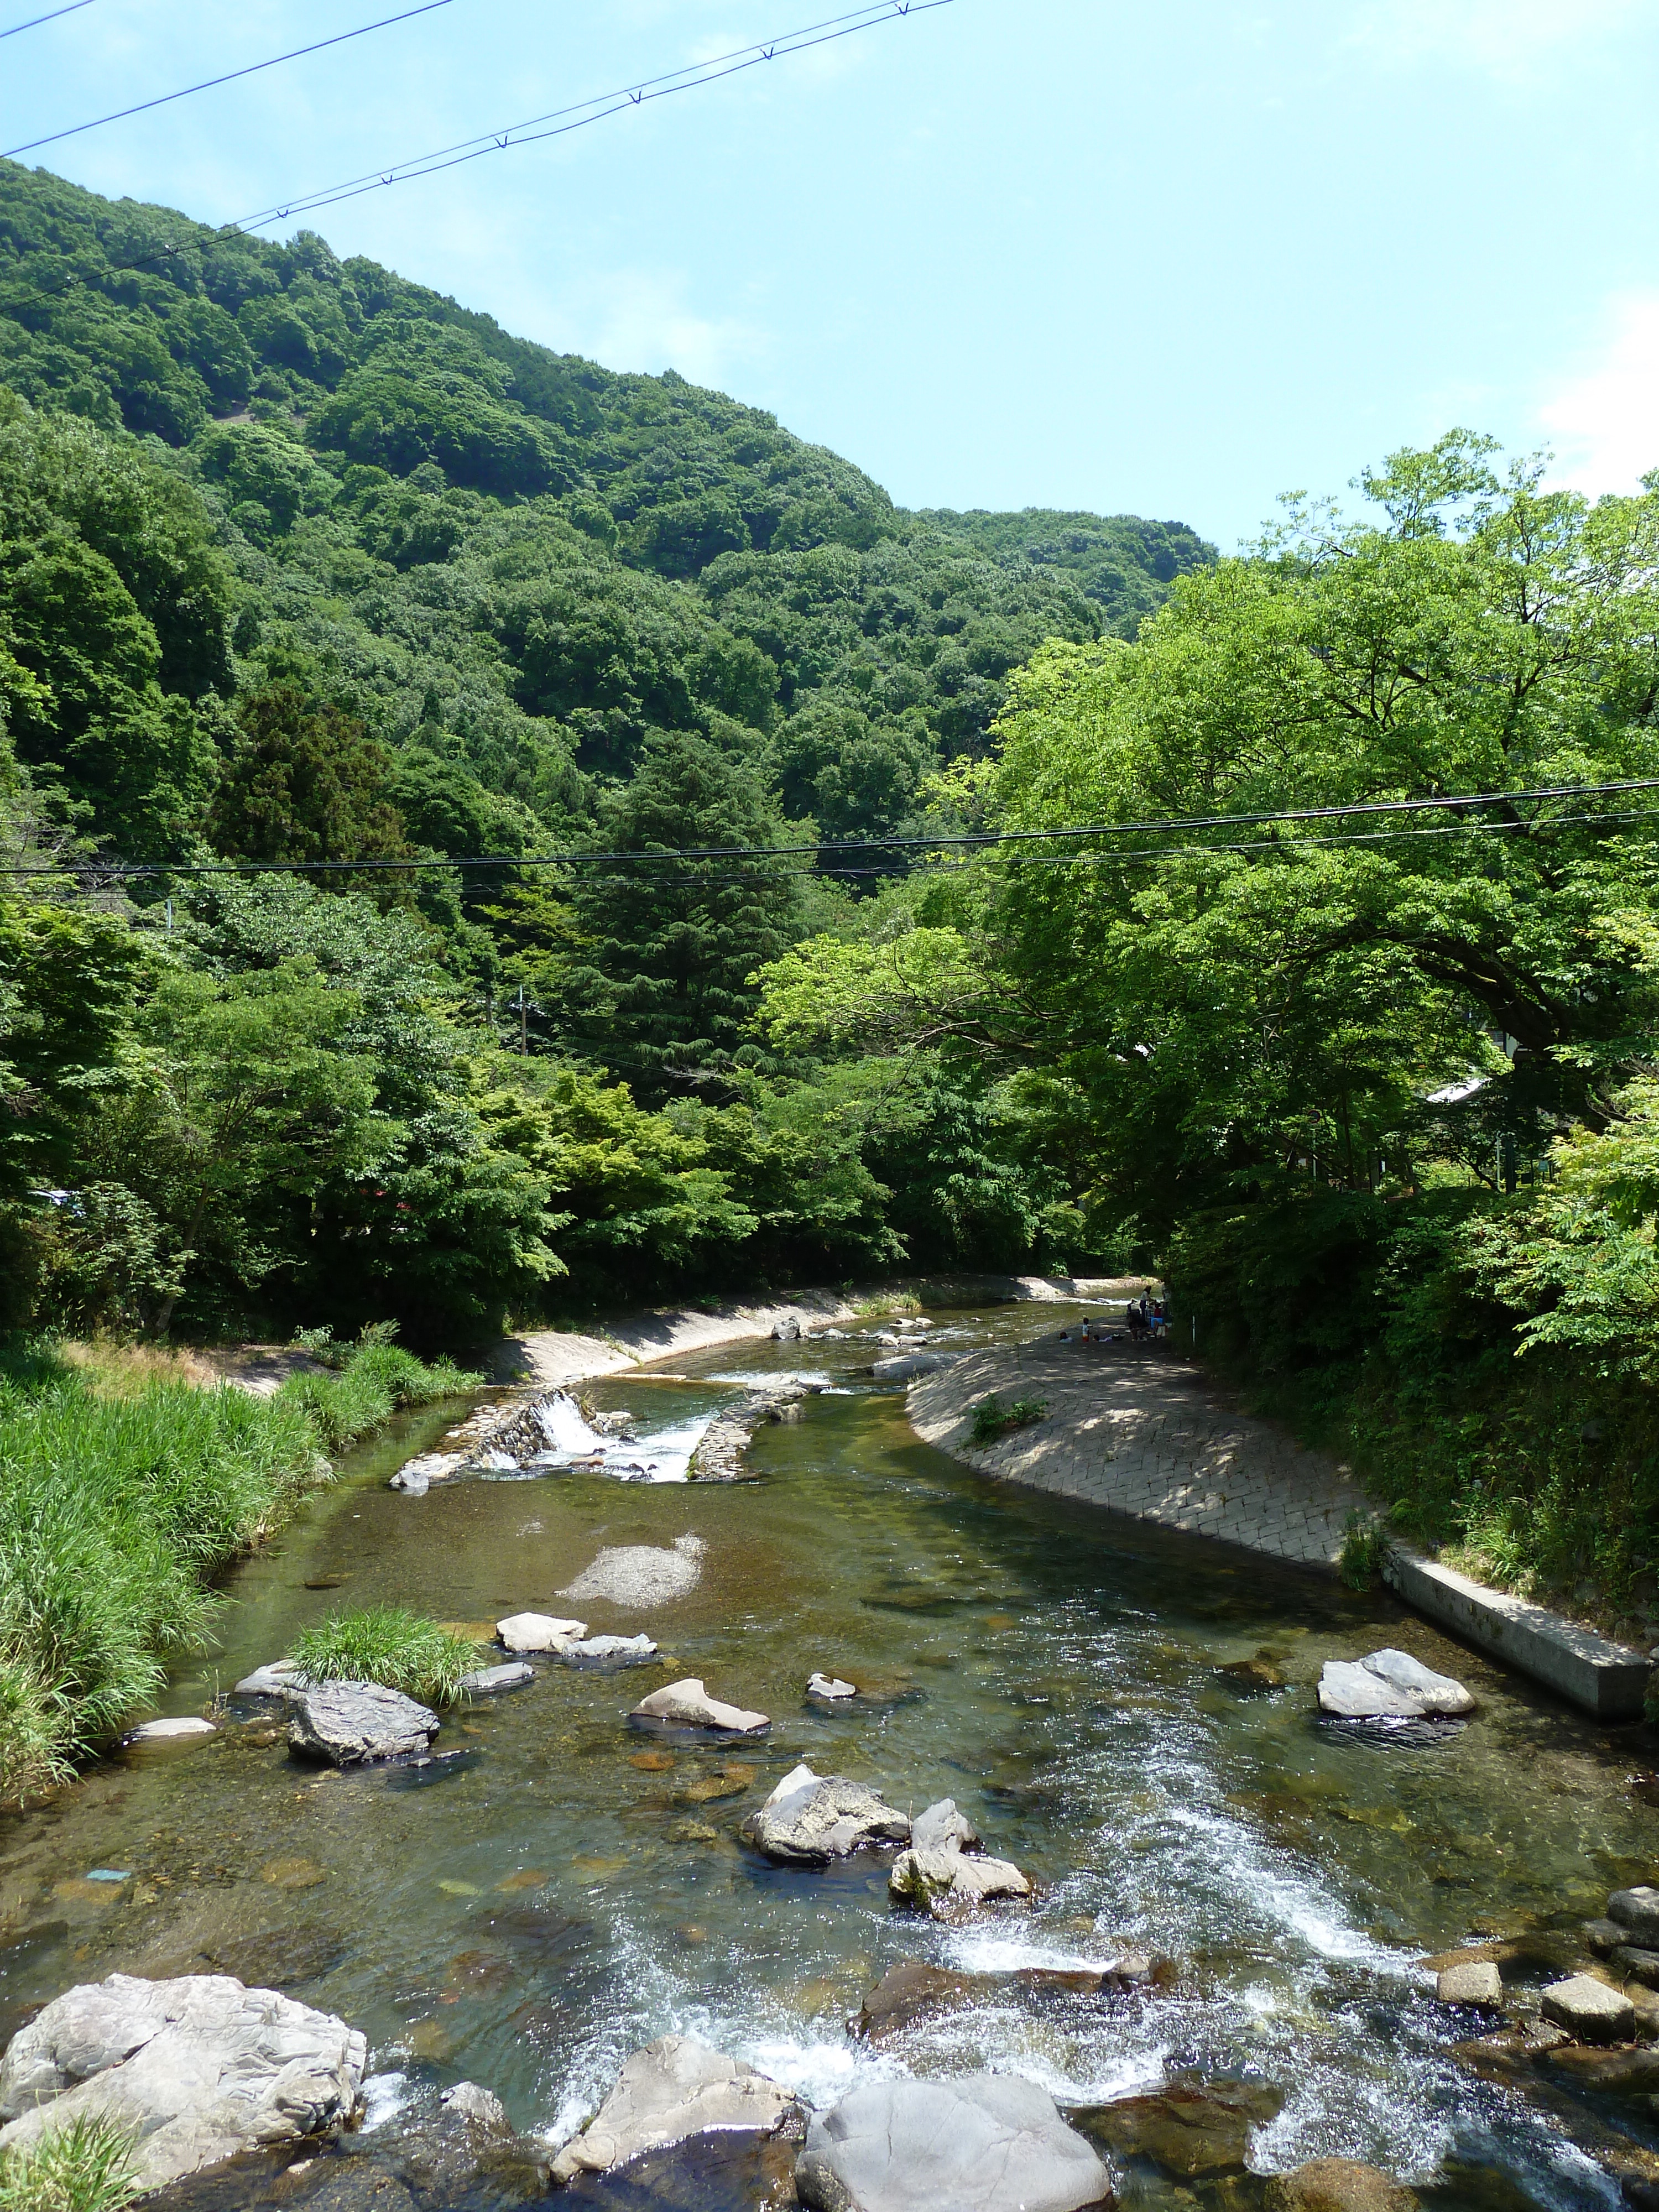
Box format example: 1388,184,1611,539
0,160,1209,1337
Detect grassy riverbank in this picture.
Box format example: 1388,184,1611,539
0,1336,478,1802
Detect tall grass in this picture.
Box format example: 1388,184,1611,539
290,1606,482,1707
0,1337,479,1802
0,2114,139,2211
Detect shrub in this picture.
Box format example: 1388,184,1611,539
0,2113,139,2211
274,1339,478,1453
1339,1514,1389,1593
290,1606,482,1707
968,1394,1047,1445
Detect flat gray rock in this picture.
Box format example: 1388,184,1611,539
1437,1961,1502,2008
630,1678,769,1734
871,1352,959,1382
1610,1886,1659,1947
1540,1973,1635,2042
807,1672,857,1699
796,2073,1111,2212
0,1971,366,2194
550,2033,797,2183
1318,1650,1474,1718
497,1612,586,1653
235,1661,301,1698
459,1662,534,1695
740,1762,910,1863
561,1535,705,1608
124,1717,216,1745
288,1682,439,1765
561,1634,658,1669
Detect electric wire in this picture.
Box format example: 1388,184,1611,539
3,0,459,160
0,0,96,39
10,793,1659,886
0,0,952,312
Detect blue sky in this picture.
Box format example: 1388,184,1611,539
7,0,1658,548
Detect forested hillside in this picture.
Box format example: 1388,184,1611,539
0,160,1208,1339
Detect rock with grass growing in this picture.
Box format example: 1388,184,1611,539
290,1607,482,1707
0,1971,366,2194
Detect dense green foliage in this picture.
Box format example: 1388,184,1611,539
0,2112,138,2212
0,1334,469,1798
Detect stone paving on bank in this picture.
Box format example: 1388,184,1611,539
908,1333,1374,1570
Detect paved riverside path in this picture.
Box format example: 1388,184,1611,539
908,1332,1374,1569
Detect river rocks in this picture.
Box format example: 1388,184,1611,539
0,1971,367,2193
795,2074,1112,2212
549,2033,799,2184
772,1318,802,1340
441,2080,509,2130
235,1661,301,1698
288,1683,439,1766
125,1716,216,1745
1076,2080,1284,2177
807,1672,857,1699
561,1535,704,1608
459,1662,534,1695
855,1961,984,2040
497,1613,586,1653
1545,2046,1659,2096
912,1797,980,1853
1541,1974,1636,2042
1611,1888,1659,1947
561,1633,659,1669
630,1678,770,1734
871,1352,960,1382
1615,1947,1659,1990
1265,2161,1418,2212
887,1795,1030,1919
890,1845,1032,1916
853,1956,1172,2043
740,1763,910,1862
1437,1961,1504,2008
1317,1649,1475,1719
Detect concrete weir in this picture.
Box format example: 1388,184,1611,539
1383,1544,1650,1721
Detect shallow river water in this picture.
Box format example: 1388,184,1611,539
2,1305,1656,2210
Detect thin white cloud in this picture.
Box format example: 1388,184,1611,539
1348,0,1642,82
574,268,772,389
1535,292,1659,497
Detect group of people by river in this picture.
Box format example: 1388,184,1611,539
1059,1296,1170,1346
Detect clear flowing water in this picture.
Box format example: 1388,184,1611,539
1,1306,1656,2210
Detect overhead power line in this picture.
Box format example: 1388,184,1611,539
0,0,96,39
8,785,1659,885
0,0,952,307
3,0,460,160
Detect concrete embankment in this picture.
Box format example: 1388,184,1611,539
906,1328,1653,1722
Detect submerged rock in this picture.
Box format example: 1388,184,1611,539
1317,1650,1474,1719
459,1661,534,1695
739,1763,909,1862
496,1613,586,1653
288,1683,439,1766
560,1634,658,1670
1076,2080,1284,2178
561,1536,704,1608
550,2033,799,2184
854,1956,1177,2042
1265,2161,1418,2212
1540,1974,1636,2042
871,1351,960,1382
795,2074,1112,2212
630,1678,770,1734
0,1971,366,2194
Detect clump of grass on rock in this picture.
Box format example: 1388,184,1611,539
0,2112,139,2212
968,1394,1047,1446
290,1607,482,1707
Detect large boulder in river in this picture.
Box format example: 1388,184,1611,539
497,1612,586,1654
630,1678,769,1734
1317,1649,1474,1719
0,1972,366,2193
795,2074,1112,2212
1265,2161,1418,2212
887,1794,1030,1918
550,2034,799,2183
288,1682,439,1765
740,1762,910,1863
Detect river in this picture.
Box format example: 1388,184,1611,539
1,1303,1654,2210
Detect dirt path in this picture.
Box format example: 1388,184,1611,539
908,1329,1373,1571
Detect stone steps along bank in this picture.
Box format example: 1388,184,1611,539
903,1335,1652,1723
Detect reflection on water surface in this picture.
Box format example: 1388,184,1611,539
0,1307,1654,2211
